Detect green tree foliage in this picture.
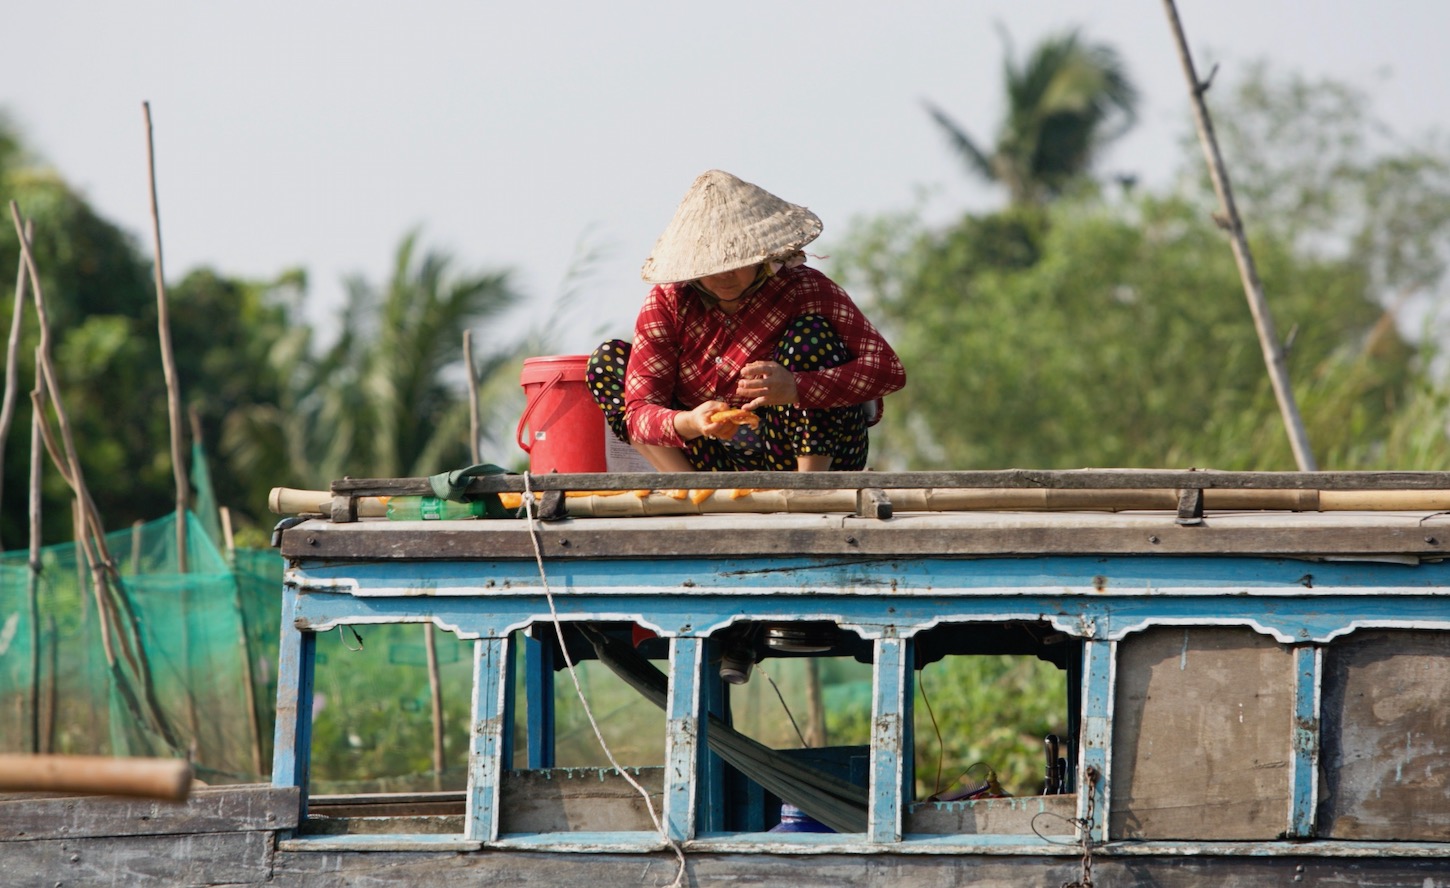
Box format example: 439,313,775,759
222,230,526,490
843,65,1450,472
0,132,306,545
926,28,1139,205
1,145,171,545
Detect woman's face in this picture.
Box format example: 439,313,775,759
698,265,759,304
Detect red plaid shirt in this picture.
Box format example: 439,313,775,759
624,264,906,447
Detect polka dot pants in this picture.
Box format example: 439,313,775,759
586,315,870,472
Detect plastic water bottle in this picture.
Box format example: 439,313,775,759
767,803,834,833
385,496,487,520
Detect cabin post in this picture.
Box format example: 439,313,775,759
270,584,315,822
1287,644,1322,837
524,632,555,768
868,632,909,842
1079,636,1114,842
699,634,729,833
465,635,512,842
663,635,704,841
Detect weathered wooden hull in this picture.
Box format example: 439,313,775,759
5,789,1450,888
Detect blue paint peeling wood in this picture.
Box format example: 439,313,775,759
465,637,510,842
870,635,907,843
270,586,315,821
664,636,702,842
286,582,1450,646
1081,639,1114,843
1288,645,1321,837
290,553,1450,598
272,522,1450,860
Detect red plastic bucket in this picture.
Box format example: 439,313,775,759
517,355,608,474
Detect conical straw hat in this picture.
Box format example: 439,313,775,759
640,170,823,284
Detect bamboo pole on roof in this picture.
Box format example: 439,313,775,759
142,101,189,572
1160,0,1317,471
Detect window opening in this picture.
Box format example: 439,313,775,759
300,623,475,837
906,620,1080,837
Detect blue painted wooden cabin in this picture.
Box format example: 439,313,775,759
266,470,1450,886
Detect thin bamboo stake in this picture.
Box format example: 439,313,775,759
130,520,144,577
465,329,481,463
69,494,116,669
423,622,444,792
219,506,235,555
26,351,43,754
1160,0,1317,471
416,330,485,790
0,218,34,548
42,613,56,754
142,101,189,571
11,203,111,551
13,202,180,751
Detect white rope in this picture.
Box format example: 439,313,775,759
521,472,688,888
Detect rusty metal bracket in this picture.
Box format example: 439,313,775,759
1175,488,1204,526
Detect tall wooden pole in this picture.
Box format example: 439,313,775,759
26,352,43,753
416,331,486,789
465,330,481,459
0,219,34,549
1161,0,1317,471
142,101,190,569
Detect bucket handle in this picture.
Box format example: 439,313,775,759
516,371,564,454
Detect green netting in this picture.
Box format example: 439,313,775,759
0,510,485,791
0,512,280,783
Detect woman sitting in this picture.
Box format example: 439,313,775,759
588,169,905,472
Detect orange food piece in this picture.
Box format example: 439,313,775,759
710,408,760,429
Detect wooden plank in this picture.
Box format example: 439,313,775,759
1110,627,1295,840
267,846,1450,887
497,768,664,834
0,785,299,840
331,468,1450,496
309,791,464,818
0,829,273,885
1318,630,1450,840
905,794,1077,835
302,814,464,836
281,522,1450,560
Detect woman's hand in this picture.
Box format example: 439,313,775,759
736,361,799,410
677,401,743,441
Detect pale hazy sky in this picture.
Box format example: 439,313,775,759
5,1,1448,354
